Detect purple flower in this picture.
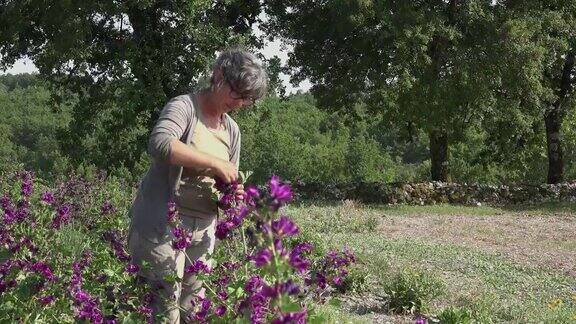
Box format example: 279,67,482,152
102,231,131,262
245,186,260,200
30,261,57,281
215,305,226,317
70,273,82,287
215,178,237,193
20,173,33,198
166,201,178,224
39,295,56,305
293,242,314,255
40,192,55,205
193,298,212,321
269,176,293,209
415,317,428,324
171,226,193,250
250,304,266,324
216,275,231,287
72,288,104,323
289,252,310,274
221,261,241,271
281,280,301,296
271,216,299,238
3,207,15,225
172,239,188,250
219,193,234,207
215,220,234,240
333,276,344,285
82,250,94,262
244,276,264,294
14,204,29,223
216,290,228,301
51,205,72,229
100,201,115,215
73,289,92,303
184,260,210,274
125,264,139,274
263,280,300,299
251,248,272,267
0,195,11,210
272,310,307,324
171,227,184,237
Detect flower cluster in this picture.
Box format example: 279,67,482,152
0,259,26,294
51,204,72,229
67,250,106,323
100,201,115,215
102,230,131,263
73,288,104,323
1,194,31,225
269,176,293,211
164,175,350,323
20,171,33,198
40,191,55,205
0,170,356,323
306,248,356,300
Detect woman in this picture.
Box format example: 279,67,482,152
128,48,268,323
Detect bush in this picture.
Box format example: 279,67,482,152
383,268,445,314
0,170,356,322
437,306,474,324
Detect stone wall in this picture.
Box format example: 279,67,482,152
294,181,576,205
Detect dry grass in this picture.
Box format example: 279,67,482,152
289,202,576,323
378,211,576,276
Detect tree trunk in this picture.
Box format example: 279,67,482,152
545,51,575,184
545,111,563,183
429,130,450,182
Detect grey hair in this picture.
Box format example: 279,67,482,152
212,47,268,100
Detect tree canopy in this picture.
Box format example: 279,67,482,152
0,0,262,170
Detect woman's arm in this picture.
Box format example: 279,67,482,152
169,139,238,183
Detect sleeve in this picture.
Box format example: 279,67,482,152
231,131,241,168
147,96,191,163
227,115,241,168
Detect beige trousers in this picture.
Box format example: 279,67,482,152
128,216,216,324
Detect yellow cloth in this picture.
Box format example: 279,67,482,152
175,112,230,218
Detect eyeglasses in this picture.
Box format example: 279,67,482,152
226,80,256,106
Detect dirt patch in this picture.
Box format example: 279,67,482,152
378,212,576,276
337,294,415,324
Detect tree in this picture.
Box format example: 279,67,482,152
496,0,576,183
265,0,502,181
0,0,262,170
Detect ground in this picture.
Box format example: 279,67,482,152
288,201,576,323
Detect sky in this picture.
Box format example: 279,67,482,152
0,36,312,94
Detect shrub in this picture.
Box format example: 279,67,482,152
437,306,473,324
383,268,445,314
0,170,356,322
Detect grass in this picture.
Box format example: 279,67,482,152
287,202,576,323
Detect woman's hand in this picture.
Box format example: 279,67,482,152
235,183,245,201
211,159,238,183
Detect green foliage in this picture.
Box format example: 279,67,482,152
437,306,473,324
0,77,71,179
383,268,446,315
0,0,262,171
265,0,503,181
236,94,397,184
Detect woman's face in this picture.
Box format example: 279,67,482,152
220,80,255,113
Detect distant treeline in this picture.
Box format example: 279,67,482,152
2,73,575,185
1,2,575,184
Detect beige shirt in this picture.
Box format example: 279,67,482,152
175,110,230,218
